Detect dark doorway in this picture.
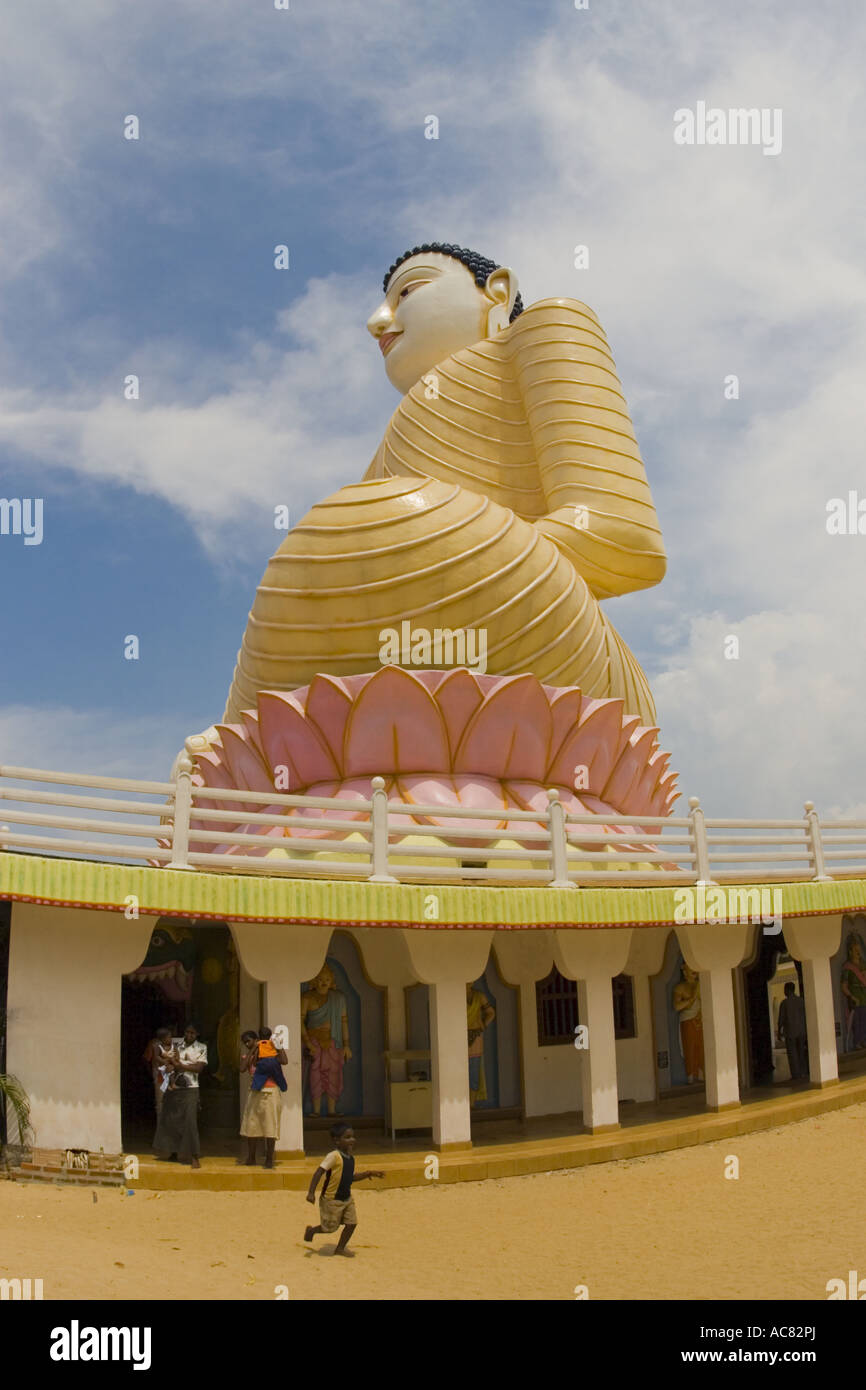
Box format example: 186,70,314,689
121,977,186,1133
121,920,239,1153
743,931,804,1086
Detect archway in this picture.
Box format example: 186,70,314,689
121,920,239,1153
743,930,804,1087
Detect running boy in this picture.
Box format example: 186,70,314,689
304,1123,384,1256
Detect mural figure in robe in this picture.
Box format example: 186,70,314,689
467,981,496,1106
840,926,866,1051
673,961,704,1083
301,963,352,1116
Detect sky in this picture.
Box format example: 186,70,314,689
0,0,864,820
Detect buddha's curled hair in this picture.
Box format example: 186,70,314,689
384,242,524,322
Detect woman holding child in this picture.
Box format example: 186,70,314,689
239,1026,288,1169
152,1022,208,1169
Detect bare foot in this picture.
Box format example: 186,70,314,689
190,1157,201,1169
333,1248,355,1258
304,1227,316,1243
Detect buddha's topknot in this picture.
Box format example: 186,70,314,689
384,243,524,323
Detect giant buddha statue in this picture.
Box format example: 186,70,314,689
223,243,666,726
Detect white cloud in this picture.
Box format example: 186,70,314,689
0,275,395,551
653,608,865,817
0,704,186,782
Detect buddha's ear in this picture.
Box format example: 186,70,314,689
483,266,518,335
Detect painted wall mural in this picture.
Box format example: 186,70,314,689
467,979,496,1107
840,916,866,1052
300,957,362,1117
125,924,194,1003
661,954,705,1088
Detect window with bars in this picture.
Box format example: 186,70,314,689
612,974,636,1039
535,967,636,1045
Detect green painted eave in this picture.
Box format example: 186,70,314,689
2,852,866,929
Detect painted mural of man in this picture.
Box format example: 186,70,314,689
841,932,866,1050
673,962,704,1084
301,964,351,1116
467,982,495,1106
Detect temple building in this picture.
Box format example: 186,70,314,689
2,243,865,1176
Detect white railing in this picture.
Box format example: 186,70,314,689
1,763,865,889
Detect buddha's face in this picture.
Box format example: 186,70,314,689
367,252,514,395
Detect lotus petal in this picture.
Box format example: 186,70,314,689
546,698,628,791
434,669,484,759
208,726,273,816
283,778,373,839
602,727,659,808
182,667,676,865
455,674,552,779
303,675,354,771
344,668,450,775
257,690,340,789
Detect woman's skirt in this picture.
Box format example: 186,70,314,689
153,1087,201,1158
240,1087,281,1139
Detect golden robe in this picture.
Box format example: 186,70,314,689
224,299,666,724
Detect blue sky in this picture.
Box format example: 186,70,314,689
1,0,864,818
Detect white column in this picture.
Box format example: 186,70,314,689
429,980,472,1147
700,967,740,1110
575,973,620,1129
6,904,155,1153
676,923,756,1112
554,928,633,1133
783,915,843,1088
400,930,494,1151
231,922,332,1156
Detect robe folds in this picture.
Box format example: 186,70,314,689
224,299,666,725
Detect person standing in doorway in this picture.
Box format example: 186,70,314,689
777,983,808,1081
240,1026,287,1169
153,1023,208,1169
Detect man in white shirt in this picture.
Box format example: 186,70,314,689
153,1023,208,1169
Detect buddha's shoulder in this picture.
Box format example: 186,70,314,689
508,297,604,336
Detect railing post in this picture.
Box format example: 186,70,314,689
167,752,195,871
804,801,831,881
368,776,398,884
547,788,575,889
688,796,715,885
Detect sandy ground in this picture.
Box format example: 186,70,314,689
2,1103,865,1301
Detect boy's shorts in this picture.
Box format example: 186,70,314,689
319,1193,357,1232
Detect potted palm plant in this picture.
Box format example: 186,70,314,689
0,1004,33,1167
